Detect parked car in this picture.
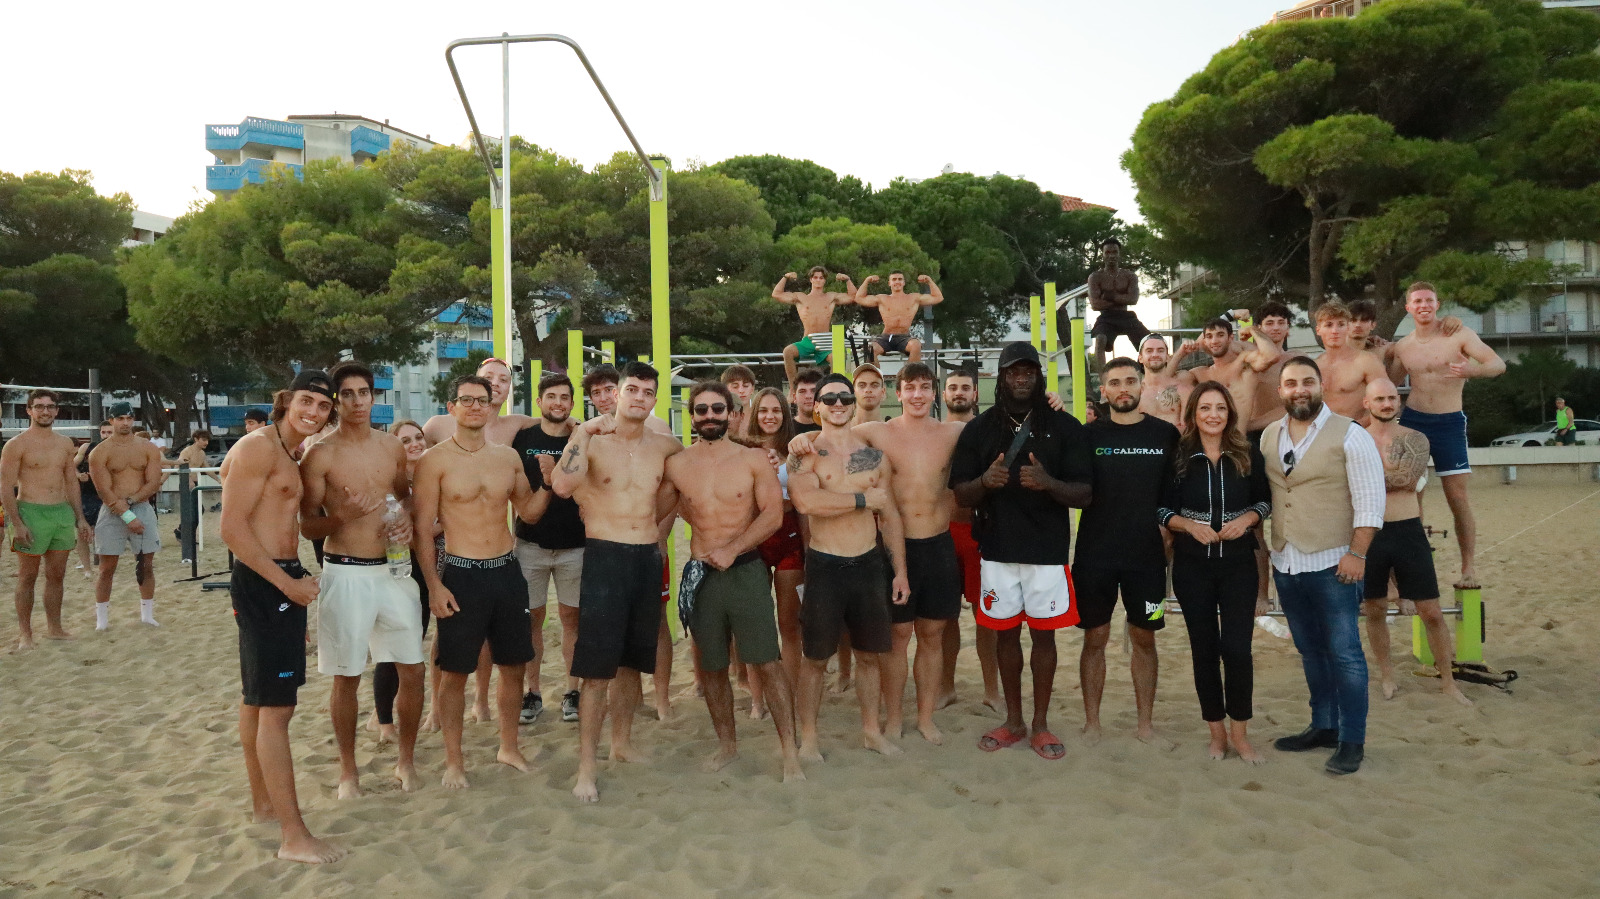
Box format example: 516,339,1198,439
1490,419,1600,447
204,435,245,467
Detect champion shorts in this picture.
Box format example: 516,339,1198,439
316,556,426,676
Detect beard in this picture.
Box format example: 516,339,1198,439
1143,358,1167,374
1109,394,1140,413
945,397,974,414
1286,396,1323,422
1369,408,1398,423
695,419,729,441
543,408,570,425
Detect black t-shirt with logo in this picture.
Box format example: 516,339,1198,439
511,424,585,549
948,405,1093,565
1075,415,1180,567
792,417,821,436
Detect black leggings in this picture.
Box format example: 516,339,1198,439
1173,554,1256,722
374,568,431,725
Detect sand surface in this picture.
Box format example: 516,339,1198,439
2,482,1597,898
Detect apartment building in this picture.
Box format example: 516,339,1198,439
204,113,435,197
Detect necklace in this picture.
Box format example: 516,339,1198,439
1006,408,1032,430
450,435,486,455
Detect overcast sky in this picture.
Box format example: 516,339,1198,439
3,0,1293,222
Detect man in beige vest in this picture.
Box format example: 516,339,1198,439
1260,356,1385,775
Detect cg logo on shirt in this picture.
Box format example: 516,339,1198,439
1094,447,1167,456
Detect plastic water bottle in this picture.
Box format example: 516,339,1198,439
383,494,411,579
1256,615,1291,638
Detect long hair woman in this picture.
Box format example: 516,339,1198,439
1159,383,1271,763
738,387,806,705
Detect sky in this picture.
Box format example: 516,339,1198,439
1,0,1293,222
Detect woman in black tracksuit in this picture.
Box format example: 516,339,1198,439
1159,381,1271,764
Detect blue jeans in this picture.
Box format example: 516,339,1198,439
1274,566,1368,744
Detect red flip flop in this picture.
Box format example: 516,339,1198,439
1031,730,1065,760
978,725,1026,752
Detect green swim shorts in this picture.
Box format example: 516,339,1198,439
11,501,79,555
790,332,833,367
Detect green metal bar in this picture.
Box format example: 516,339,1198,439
650,158,671,423
567,328,584,421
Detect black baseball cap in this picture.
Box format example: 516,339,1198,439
108,401,134,418
997,342,1041,370
289,369,335,401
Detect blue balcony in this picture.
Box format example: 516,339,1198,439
207,158,304,193
438,340,468,360
373,364,394,391
437,302,493,327
349,125,391,160
469,339,496,354
205,118,304,153
371,404,395,426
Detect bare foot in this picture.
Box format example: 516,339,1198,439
934,691,958,711
862,732,903,756
702,744,738,773
1081,723,1102,746
442,765,469,790
277,835,348,865
43,629,76,641
395,762,419,792
469,702,492,724
376,724,396,746
251,803,278,824
981,694,1002,713
1234,736,1265,765
782,758,807,783
798,740,824,764
830,676,852,695
1136,727,1177,751
14,636,36,653
749,705,769,721
365,710,379,732
573,773,599,803
420,712,440,734
653,700,673,722
917,721,944,746
1444,684,1475,707
496,747,530,772
1207,734,1227,761
1454,571,1480,590
336,777,361,800
885,719,904,741
1381,678,1398,701
610,743,651,764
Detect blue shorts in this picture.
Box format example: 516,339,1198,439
1399,408,1471,477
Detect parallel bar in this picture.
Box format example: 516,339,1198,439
649,158,672,421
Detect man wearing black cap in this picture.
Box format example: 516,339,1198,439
950,342,1092,761
219,369,346,864
87,402,165,630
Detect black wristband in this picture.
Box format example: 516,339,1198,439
854,493,865,510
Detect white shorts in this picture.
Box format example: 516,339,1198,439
316,560,425,676
95,502,161,556
516,541,584,609
976,560,1080,631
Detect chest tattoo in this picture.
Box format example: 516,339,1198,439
846,447,883,474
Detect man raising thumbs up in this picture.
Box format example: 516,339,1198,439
950,343,1093,761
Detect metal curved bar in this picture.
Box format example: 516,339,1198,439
445,33,663,200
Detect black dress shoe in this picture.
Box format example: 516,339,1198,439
1325,742,1364,775
1273,726,1339,752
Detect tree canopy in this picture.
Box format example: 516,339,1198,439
1124,0,1600,330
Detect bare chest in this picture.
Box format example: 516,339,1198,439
814,445,884,492
1399,338,1459,377
441,463,513,505
589,440,664,493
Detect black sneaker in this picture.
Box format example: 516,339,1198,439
1274,726,1340,752
1325,742,1364,775
519,691,543,726
561,690,580,722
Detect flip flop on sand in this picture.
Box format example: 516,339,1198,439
1031,730,1065,761
979,725,1026,752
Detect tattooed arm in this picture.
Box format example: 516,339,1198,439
788,448,889,518
551,416,609,498
1384,430,1431,491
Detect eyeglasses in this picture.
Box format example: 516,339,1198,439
452,395,492,407
1283,450,1295,476
817,394,857,406
30,404,59,411
692,403,728,415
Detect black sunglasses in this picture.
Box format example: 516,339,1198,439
817,394,857,406
692,403,728,415
1283,450,1295,475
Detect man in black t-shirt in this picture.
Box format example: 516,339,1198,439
512,374,586,725
1074,357,1179,746
950,342,1092,761
790,367,824,435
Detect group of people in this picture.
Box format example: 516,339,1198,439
2,259,1508,866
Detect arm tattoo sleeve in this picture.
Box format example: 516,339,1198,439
1385,432,1430,490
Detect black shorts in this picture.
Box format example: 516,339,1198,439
434,552,534,674
1073,562,1167,631
232,559,309,707
802,547,893,659
81,493,103,529
571,540,662,680
1090,309,1151,344
1363,517,1439,601
873,332,913,355
894,532,962,624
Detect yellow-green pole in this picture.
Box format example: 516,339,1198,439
602,340,616,365
1044,282,1060,392
567,328,584,422
1416,587,1483,665
649,158,671,422
491,167,513,416
1029,295,1042,351
529,360,542,415
1070,317,1087,421
831,323,847,373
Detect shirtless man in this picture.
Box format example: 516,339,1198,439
87,402,164,631
552,362,684,802
2,389,90,650
1175,317,1268,429
660,381,802,781
218,370,345,864
1135,335,1189,428
852,363,889,425
413,375,549,790
299,363,424,797
1360,379,1472,706
1233,303,1294,433
1384,281,1505,589
774,267,858,383
1088,237,1148,369
794,362,963,742
788,374,910,759
422,356,534,447
584,363,674,437
856,272,944,365
1311,301,1388,424
939,368,995,710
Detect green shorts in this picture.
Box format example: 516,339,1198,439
692,552,781,672
10,502,78,555
790,333,833,367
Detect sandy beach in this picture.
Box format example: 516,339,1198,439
2,480,1597,898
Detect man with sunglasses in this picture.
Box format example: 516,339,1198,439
1261,357,1385,775
788,374,910,759
660,381,802,781
2,389,92,651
